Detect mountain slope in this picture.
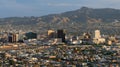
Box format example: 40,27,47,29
0,7,120,25
39,7,120,23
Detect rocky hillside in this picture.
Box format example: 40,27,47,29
0,7,120,25
1,7,120,35
39,7,120,23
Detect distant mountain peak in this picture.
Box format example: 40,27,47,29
0,7,120,25
39,7,120,23
81,7,90,10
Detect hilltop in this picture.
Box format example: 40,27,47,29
1,7,120,25
0,7,120,35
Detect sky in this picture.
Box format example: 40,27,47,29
0,0,120,18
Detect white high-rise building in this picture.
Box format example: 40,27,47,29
93,30,105,44
95,30,101,39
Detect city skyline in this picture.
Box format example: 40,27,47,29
0,0,120,18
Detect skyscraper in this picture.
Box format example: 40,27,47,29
57,29,66,42
8,33,19,43
93,30,105,44
95,30,101,39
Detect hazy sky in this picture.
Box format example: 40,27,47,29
0,0,120,18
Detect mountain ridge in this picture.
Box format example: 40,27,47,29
0,7,120,25
39,7,120,23
0,7,120,35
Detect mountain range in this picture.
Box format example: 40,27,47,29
1,7,120,35
40,7,120,23
0,7,120,25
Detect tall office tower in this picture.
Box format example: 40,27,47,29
95,30,101,39
48,30,56,38
12,34,19,42
93,30,105,44
8,33,19,43
57,29,65,42
8,34,13,43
